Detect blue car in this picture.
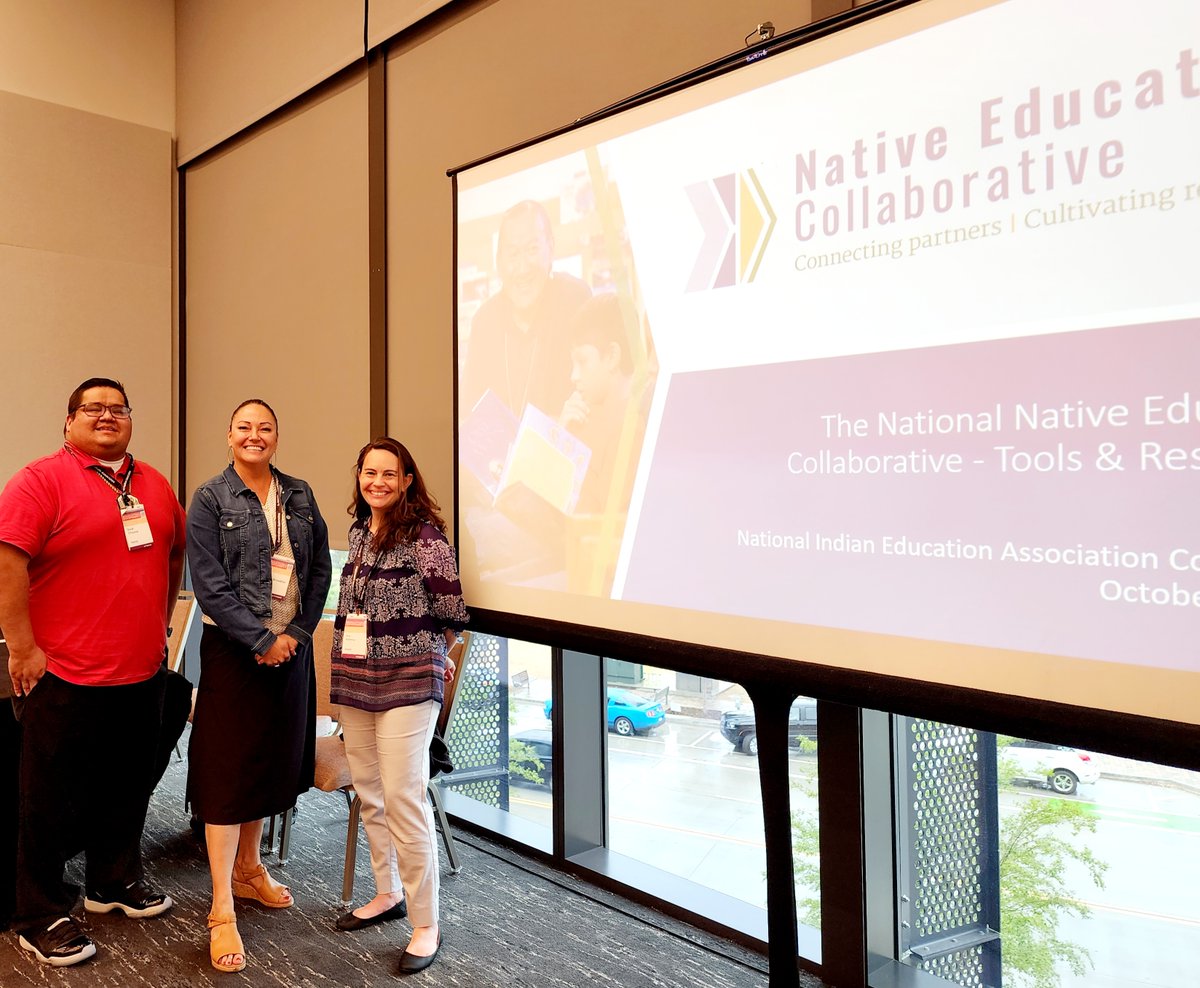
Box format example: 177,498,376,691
543,688,666,736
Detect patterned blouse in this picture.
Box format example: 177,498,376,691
330,520,469,712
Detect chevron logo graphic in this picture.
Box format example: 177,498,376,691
685,168,777,292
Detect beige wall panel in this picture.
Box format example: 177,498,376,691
385,0,813,510
0,92,173,487
366,0,452,47
0,244,173,482
184,74,369,549
176,0,365,164
0,91,172,264
0,0,174,131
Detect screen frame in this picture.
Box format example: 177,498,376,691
449,0,1200,769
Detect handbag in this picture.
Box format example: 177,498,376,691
429,727,453,778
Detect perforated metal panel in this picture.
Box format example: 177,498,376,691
924,943,987,986
438,633,511,808
897,718,1001,988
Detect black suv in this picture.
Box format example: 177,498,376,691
720,697,818,756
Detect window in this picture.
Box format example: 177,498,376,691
438,633,553,851
603,665,774,912
887,715,1200,988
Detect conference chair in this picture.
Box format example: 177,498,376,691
270,622,468,904
160,592,198,773
166,591,198,676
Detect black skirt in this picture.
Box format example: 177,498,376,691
186,624,316,825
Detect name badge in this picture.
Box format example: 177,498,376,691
121,504,154,550
342,613,369,658
270,554,295,599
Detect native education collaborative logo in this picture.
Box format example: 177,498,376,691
685,168,776,292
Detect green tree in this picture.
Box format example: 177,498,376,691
507,683,546,784
788,735,1109,988
789,739,821,929
509,737,545,784
790,786,821,928
997,745,1107,988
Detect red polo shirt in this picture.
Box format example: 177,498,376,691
0,444,185,685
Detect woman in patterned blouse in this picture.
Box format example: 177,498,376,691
329,437,468,975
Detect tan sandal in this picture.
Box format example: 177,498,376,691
231,862,293,908
208,913,246,973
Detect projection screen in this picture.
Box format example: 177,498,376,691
453,0,1200,727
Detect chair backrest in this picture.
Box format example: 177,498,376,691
311,618,337,721
166,592,197,673
438,631,471,737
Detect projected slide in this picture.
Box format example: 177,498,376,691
457,162,657,599
455,0,1200,724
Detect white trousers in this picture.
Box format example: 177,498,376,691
339,700,440,926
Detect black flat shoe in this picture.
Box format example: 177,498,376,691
334,899,407,931
397,933,441,975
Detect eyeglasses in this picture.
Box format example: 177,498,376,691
72,403,132,419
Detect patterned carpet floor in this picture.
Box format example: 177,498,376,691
1,728,780,987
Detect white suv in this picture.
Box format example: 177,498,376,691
1003,739,1101,795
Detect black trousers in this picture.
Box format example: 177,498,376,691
0,699,18,928
14,668,165,932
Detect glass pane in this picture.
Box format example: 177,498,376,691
603,665,778,911
788,700,820,930
323,547,349,616
893,714,1200,988
506,638,554,828
438,633,553,845
1001,741,1200,988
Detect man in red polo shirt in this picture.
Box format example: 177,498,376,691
0,377,186,967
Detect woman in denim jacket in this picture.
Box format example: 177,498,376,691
185,398,331,973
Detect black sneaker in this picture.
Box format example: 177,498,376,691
84,879,173,919
18,916,97,966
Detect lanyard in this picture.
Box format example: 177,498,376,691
87,457,136,508
348,526,382,613
264,476,284,552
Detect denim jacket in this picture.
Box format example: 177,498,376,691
187,465,332,656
